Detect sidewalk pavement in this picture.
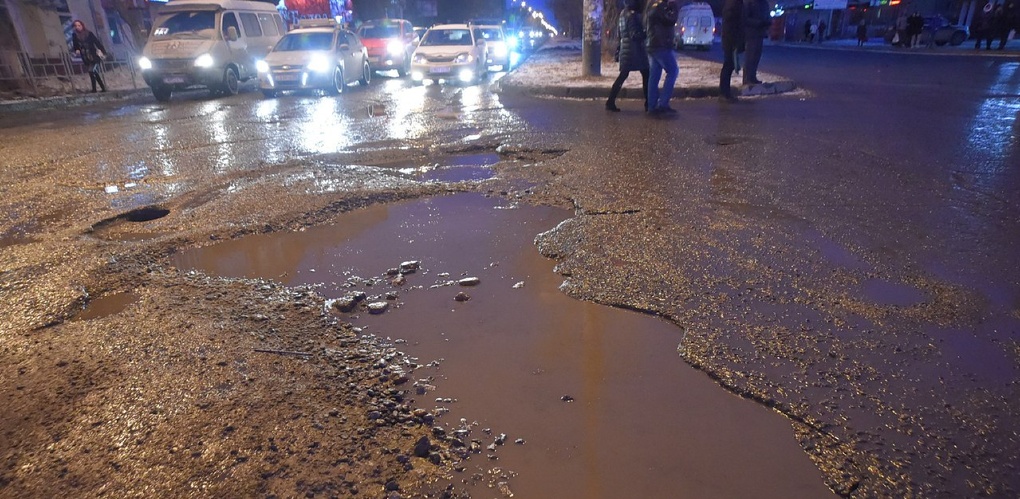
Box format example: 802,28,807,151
497,38,795,101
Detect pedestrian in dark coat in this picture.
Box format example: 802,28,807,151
742,0,770,85
644,0,680,114
907,12,923,47
993,4,1014,49
972,4,994,49
71,19,107,92
856,19,868,47
607,0,650,111
719,0,744,102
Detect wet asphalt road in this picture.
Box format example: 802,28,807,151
2,47,1019,497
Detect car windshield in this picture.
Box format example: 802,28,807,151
477,28,503,41
274,32,334,51
152,11,216,39
420,29,473,46
359,25,400,38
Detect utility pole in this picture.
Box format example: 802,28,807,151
581,0,602,76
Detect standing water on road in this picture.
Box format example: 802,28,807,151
173,193,834,498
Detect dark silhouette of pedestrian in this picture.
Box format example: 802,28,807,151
817,20,827,43
71,19,107,93
742,0,770,85
972,3,994,49
856,19,868,47
803,19,811,41
719,0,744,102
993,4,1013,49
607,0,650,112
644,0,680,114
907,12,924,48
895,13,908,46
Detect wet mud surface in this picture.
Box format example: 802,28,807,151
3,57,1020,498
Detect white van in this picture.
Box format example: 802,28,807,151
138,0,287,101
674,2,715,51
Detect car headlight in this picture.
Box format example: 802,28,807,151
193,53,214,68
505,35,518,49
306,54,330,73
255,60,269,73
454,53,473,64
386,40,404,56
412,53,428,64
138,56,152,70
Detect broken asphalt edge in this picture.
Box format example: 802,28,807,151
494,78,798,100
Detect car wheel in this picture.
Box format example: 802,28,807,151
331,66,346,95
221,67,239,96
359,61,371,86
151,85,172,102
950,31,965,46
397,57,409,77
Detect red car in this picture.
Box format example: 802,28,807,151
357,19,417,77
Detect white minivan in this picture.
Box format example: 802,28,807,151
674,2,715,51
138,0,286,102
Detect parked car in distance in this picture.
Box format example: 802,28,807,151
410,24,488,85
884,16,968,46
473,23,511,70
357,18,417,76
255,19,371,97
138,0,286,102
674,2,715,50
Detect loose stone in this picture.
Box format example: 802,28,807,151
458,277,481,286
454,292,470,302
413,435,431,457
368,302,389,314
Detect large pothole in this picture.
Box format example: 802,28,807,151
172,193,834,498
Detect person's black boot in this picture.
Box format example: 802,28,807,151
605,101,621,112
89,72,98,93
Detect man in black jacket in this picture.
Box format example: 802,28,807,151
742,0,770,85
645,0,680,114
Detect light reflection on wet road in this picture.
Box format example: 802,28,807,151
2,48,1019,498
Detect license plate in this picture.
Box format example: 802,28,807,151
431,66,450,74
275,73,299,81
163,76,185,84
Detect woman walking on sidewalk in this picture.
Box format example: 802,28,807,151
71,20,107,93
606,0,650,112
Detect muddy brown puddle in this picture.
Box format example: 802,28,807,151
173,193,834,498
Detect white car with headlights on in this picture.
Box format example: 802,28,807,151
256,19,371,97
409,24,488,85
473,24,510,71
137,0,286,102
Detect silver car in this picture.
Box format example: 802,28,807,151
256,20,371,97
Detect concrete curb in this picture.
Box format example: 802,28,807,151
0,88,151,114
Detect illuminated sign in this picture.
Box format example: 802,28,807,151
813,0,848,8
